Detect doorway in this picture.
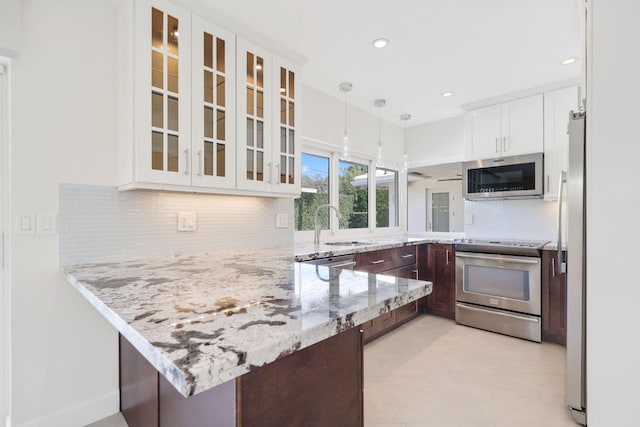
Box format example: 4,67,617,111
0,57,11,426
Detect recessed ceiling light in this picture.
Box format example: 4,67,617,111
561,57,578,65
372,38,389,49
441,91,454,97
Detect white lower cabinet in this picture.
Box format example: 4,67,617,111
543,86,579,200
118,0,300,198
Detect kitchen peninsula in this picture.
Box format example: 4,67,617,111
64,244,433,427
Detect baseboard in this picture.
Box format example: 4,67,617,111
13,389,119,427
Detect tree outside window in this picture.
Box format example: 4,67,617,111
294,153,330,231
339,160,368,229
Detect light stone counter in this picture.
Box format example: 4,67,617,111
64,246,432,397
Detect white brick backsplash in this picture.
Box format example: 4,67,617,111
464,199,560,241
59,184,294,265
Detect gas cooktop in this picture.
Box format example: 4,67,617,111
454,239,549,256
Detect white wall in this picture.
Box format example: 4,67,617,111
301,85,405,166
586,1,640,425
10,1,120,425
404,115,464,167
0,0,20,57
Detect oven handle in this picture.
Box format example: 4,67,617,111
456,303,540,323
455,252,540,265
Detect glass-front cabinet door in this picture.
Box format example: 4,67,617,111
273,56,301,195
135,0,192,186
236,38,273,192
191,16,236,189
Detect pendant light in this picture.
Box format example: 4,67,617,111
339,82,353,160
374,99,386,167
400,113,412,173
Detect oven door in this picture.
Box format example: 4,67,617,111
455,251,541,315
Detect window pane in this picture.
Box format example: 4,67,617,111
432,192,450,232
289,157,294,184
167,134,179,172
280,127,286,153
167,96,178,131
216,38,225,72
256,120,263,148
216,109,225,141
289,101,295,126
216,75,225,107
256,151,264,181
246,87,254,115
246,52,254,85
295,153,330,231
151,8,163,49
204,106,213,138
152,51,163,89
216,143,225,177
246,149,253,180
167,15,179,55
280,99,286,125
339,160,368,229
204,70,213,103
280,155,287,184
152,131,163,170
280,67,286,96
289,70,295,99
289,129,295,154
167,57,178,93
203,33,213,68
246,118,254,147
152,92,163,128
257,90,264,118
204,141,213,176
256,56,263,88
376,168,399,228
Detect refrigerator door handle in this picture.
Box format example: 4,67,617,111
557,170,567,274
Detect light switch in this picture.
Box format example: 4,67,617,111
276,213,289,229
177,211,197,232
16,214,35,235
37,212,57,236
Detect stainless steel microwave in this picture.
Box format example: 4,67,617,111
462,153,543,200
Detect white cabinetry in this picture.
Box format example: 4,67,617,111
543,86,579,200
236,39,300,195
118,0,300,197
465,94,543,160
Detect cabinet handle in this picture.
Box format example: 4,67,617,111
401,254,414,259
495,137,500,153
502,136,507,152
184,148,190,175
413,269,418,280
546,175,550,193
446,250,450,265
267,162,272,184
197,150,203,176
276,163,281,185
551,256,555,277
371,259,385,265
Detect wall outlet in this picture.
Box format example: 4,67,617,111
16,214,35,235
177,211,197,232
37,212,57,236
276,213,289,229
465,214,473,225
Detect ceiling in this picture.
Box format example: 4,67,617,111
203,0,582,127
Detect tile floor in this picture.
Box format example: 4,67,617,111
89,315,577,427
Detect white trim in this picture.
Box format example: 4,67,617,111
0,56,11,427
461,77,582,111
13,390,119,427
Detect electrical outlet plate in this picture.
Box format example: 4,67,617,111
276,213,289,229
16,214,35,235
177,211,197,232
37,212,57,236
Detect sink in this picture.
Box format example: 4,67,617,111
323,241,371,246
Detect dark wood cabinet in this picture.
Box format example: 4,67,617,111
355,245,420,343
542,250,567,345
419,243,455,319
121,327,364,427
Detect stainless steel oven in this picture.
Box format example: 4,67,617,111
454,240,544,342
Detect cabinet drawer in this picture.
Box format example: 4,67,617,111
355,249,394,273
395,301,419,324
394,246,417,267
375,311,396,330
383,264,418,280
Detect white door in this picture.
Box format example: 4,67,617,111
0,59,10,427
426,189,451,232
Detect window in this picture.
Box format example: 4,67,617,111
375,168,398,228
338,159,368,229
294,153,330,231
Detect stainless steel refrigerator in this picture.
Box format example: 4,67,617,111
559,110,587,425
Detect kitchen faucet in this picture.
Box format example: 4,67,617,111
314,204,341,245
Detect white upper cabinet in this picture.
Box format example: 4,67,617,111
543,86,579,200
118,0,301,197
191,16,236,190
236,39,301,195
133,0,192,187
465,94,543,160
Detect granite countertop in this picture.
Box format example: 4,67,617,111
64,246,432,397
294,234,460,261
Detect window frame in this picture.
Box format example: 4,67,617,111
295,140,402,241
